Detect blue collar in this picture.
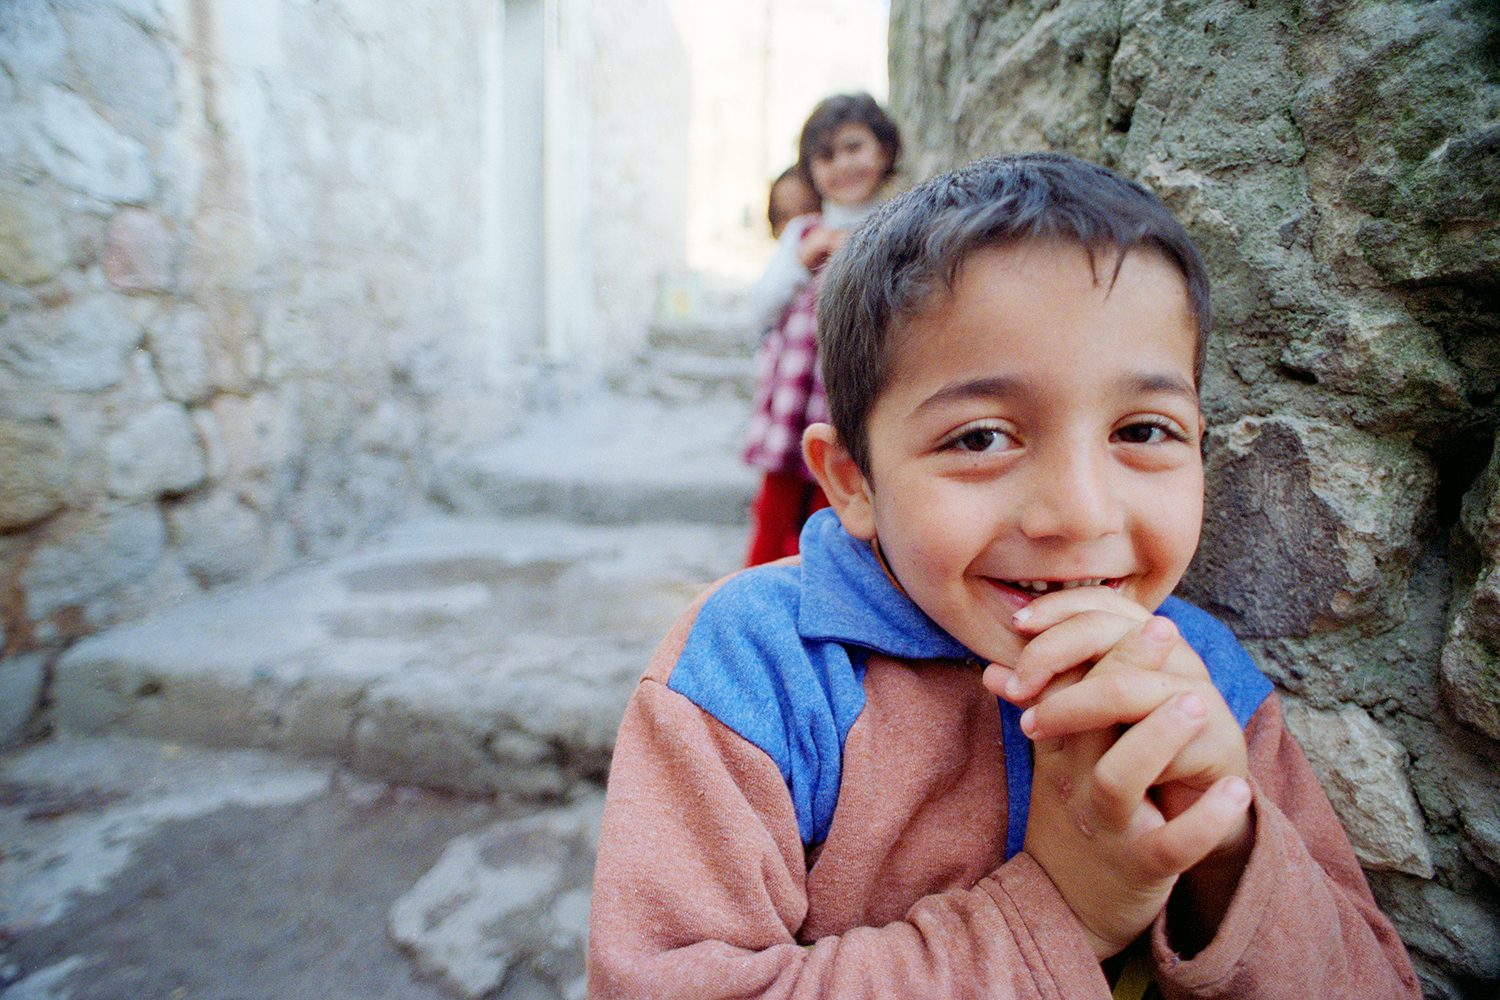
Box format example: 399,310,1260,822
797,509,972,661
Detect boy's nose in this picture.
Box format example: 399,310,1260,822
1016,447,1124,542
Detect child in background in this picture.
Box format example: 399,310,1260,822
768,165,820,240
588,153,1419,998
741,93,902,567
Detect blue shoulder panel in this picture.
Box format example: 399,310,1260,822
1156,596,1273,727
666,564,867,847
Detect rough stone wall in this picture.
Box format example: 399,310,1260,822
890,0,1498,994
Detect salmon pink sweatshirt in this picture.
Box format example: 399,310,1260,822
587,510,1419,999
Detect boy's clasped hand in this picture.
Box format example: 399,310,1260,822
985,589,1254,960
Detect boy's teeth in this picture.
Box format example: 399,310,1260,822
1010,578,1107,593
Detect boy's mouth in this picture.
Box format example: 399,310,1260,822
998,577,1121,596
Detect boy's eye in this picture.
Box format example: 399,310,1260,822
1113,421,1181,445
950,427,1013,453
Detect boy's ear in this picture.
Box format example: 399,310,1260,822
803,422,876,541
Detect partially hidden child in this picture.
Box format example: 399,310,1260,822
589,152,1420,999
742,93,903,567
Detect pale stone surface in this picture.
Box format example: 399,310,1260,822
49,517,741,795
0,417,71,530
0,735,329,930
144,302,213,401
28,86,154,203
54,0,177,141
1186,417,1436,637
0,294,142,392
1281,697,1433,877
388,794,605,1000
0,0,696,648
1443,435,1500,742
20,504,167,628
1375,876,1500,984
104,207,174,292
0,651,46,747
0,180,69,284
0,0,68,87
105,401,206,500
163,488,269,587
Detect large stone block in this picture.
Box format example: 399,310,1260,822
0,417,71,530
104,208,174,293
55,0,177,140
0,294,142,392
163,489,269,588
0,0,68,87
144,303,213,402
1183,417,1435,638
0,179,70,284
1441,571,1500,742
0,651,47,747
20,504,167,628
388,794,603,1000
28,86,154,204
1281,697,1433,877
1442,437,1500,740
104,401,206,500
1374,875,1500,984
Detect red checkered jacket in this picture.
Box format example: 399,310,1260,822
742,271,828,480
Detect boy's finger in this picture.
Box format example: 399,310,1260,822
1087,693,1210,828
1018,658,1193,736
1136,776,1254,878
1009,585,1152,635
1002,610,1143,703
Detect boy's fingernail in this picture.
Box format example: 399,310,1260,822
1179,692,1207,718
1225,777,1251,804
1004,677,1024,700
1020,707,1038,736
1143,616,1175,642
1011,606,1032,626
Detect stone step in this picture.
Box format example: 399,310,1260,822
50,517,746,798
430,393,758,525
604,350,757,404
645,316,760,357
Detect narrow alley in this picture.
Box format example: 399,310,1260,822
2,315,761,1000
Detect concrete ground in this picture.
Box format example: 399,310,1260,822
0,736,551,1000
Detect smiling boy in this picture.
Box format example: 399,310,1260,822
588,154,1419,998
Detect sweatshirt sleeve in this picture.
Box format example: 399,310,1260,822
746,216,816,333
588,674,1116,1000
1149,694,1422,999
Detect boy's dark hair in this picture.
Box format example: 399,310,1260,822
817,152,1212,475
797,93,902,195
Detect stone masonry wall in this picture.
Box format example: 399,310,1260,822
0,0,670,751
890,0,1498,995
0,0,519,732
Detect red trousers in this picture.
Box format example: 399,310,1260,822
744,470,830,567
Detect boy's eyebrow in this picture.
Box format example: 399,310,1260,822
914,371,1198,413
915,376,1027,413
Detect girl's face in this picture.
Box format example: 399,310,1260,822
809,122,891,208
